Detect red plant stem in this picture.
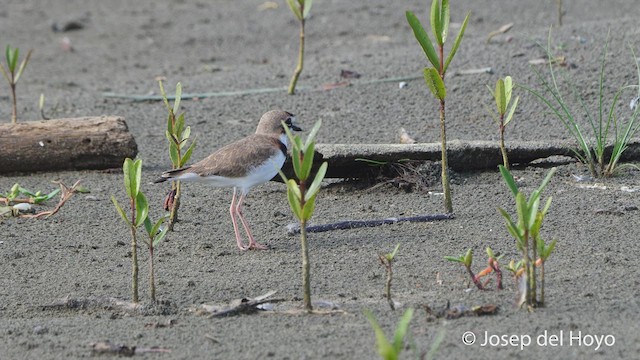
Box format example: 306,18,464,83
490,259,504,290
466,266,485,290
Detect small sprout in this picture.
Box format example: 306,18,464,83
498,165,557,309
406,0,471,213
364,308,414,360
279,119,328,312
286,0,312,94
143,214,169,302
378,244,400,310
111,158,146,303
159,81,196,230
487,76,519,170
0,45,33,123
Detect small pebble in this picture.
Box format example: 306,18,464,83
33,325,48,335
398,81,408,89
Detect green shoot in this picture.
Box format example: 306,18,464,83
143,214,169,302
111,158,147,303
378,244,400,310
0,183,60,205
406,0,470,213
364,308,414,360
446,247,504,290
497,165,556,310
159,81,196,230
487,76,519,170
0,45,32,123
522,31,640,177
279,119,328,312
286,0,312,95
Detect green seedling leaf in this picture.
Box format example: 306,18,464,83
301,193,316,221
169,142,179,167
302,0,312,18
158,80,170,112
387,243,400,261
495,78,506,115
176,113,185,140
286,0,303,20
304,120,322,151
392,308,414,355
431,0,442,46
300,142,315,181
440,0,450,43
443,12,470,74
287,185,302,219
143,215,154,235
305,162,327,201
153,225,169,246
536,167,556,195
0,63,9,84
504,76,513,105
74,185,91,194
123,158,135,198
364,310,395,360
181,126,191,145
181,140,197,167
173,82,182,116
111,196,131,226
486,247,495,259
406,11,439,69
498,207,522,240
14,49,32,83
498,165,519,196
32,189,60,204
504,96,519,126
287,179,302,201
463,248,473,267
444,255,463,263
135,191,149,228
291,149,302,179
6,46,17,72
423,67,446,101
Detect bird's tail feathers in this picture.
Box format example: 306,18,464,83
153,166,192,183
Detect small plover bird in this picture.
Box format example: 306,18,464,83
154,110,302,250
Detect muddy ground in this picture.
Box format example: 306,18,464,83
1,1,640,359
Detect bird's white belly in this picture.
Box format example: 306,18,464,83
202,151,286,192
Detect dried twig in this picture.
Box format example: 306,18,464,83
20,180,81,219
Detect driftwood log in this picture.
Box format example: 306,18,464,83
281,139,640,179
0,116,137,174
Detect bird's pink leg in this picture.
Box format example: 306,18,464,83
235,192,269,250
229,188,247,250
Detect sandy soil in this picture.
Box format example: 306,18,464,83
1,1,640,359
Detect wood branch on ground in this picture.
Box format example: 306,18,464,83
0,116,137,174
280,139,640,179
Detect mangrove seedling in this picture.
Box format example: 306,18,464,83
498,165,556,310
378,244,400,310
536,238,556,305
0,183,60,205
159,81,196,230
487,76,519,170
364,308,414,360
406,0,470,213
111,158,147,303
286,0,312,95
143,214,169,302
523,32,640,177
279,119,328,312
0,45,32,123
445,247,504,290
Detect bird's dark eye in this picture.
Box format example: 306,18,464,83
285,117,293,125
